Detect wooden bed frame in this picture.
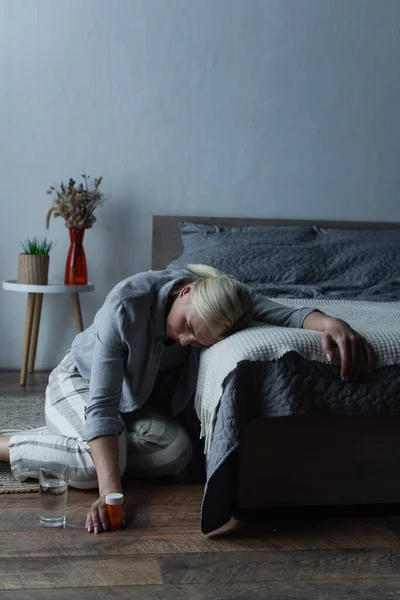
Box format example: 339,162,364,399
152,215,400,509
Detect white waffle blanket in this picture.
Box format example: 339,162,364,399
195,298,400,452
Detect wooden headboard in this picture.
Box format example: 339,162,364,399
152,215,400,270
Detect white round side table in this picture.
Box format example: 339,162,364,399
2,280,95,386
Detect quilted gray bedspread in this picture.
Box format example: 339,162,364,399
201,355,400,534
167,223,400,533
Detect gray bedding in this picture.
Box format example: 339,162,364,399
169,222,400,301
168,222,400,533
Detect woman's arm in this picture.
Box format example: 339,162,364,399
83,297,128,442
303,312,374,381
82,296,128,533
85,435,126,534
252,294,318,328
90,436,122,496
252,295,373,381
302,310,332,332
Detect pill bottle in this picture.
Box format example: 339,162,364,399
105,492,124,530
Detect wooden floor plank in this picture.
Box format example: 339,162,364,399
1,518,400,558
0,555,162,590
0,483,203,507
149,504,201,527
0,527,272,558
0,482,167,507
0,370,50,396
149,503,400,548
159,548,400,584
128,482,204,505
2,579,400,600
0,493,41,508
0,506,150,530
0,490,99,508
209,517,400,551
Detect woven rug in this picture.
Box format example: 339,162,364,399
0,396,46,493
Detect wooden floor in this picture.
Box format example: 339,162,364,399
2,372,400,598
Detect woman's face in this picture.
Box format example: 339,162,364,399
166,285,220,348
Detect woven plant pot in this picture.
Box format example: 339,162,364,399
17,254,50,285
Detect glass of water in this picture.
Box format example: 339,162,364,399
39,463,69,527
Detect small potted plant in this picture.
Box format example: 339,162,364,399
17,237,54,285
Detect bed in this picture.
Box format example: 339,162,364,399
152,215,400,534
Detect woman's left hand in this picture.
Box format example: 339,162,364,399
321,317,374,381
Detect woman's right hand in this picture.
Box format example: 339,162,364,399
87,435,126,533
86,494,126,533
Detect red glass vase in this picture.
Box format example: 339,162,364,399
65,228,88,285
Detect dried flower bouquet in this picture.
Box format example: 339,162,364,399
46,175,104,230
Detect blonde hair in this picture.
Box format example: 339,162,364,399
184,264,253,338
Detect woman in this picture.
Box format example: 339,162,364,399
0,264,373,534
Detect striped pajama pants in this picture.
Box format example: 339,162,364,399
9,353,193,489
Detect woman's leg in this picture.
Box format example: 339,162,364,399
123,407,193,478
8,353,127,489
9,431,98,488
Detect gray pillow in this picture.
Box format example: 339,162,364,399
167,221,400,301
167,221,316,280
179,221,316,241
313,226,400,242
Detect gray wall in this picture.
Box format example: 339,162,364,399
1,0,400,369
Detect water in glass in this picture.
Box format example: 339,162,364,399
39,477,68,527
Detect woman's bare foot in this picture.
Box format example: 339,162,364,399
0,436,11,461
